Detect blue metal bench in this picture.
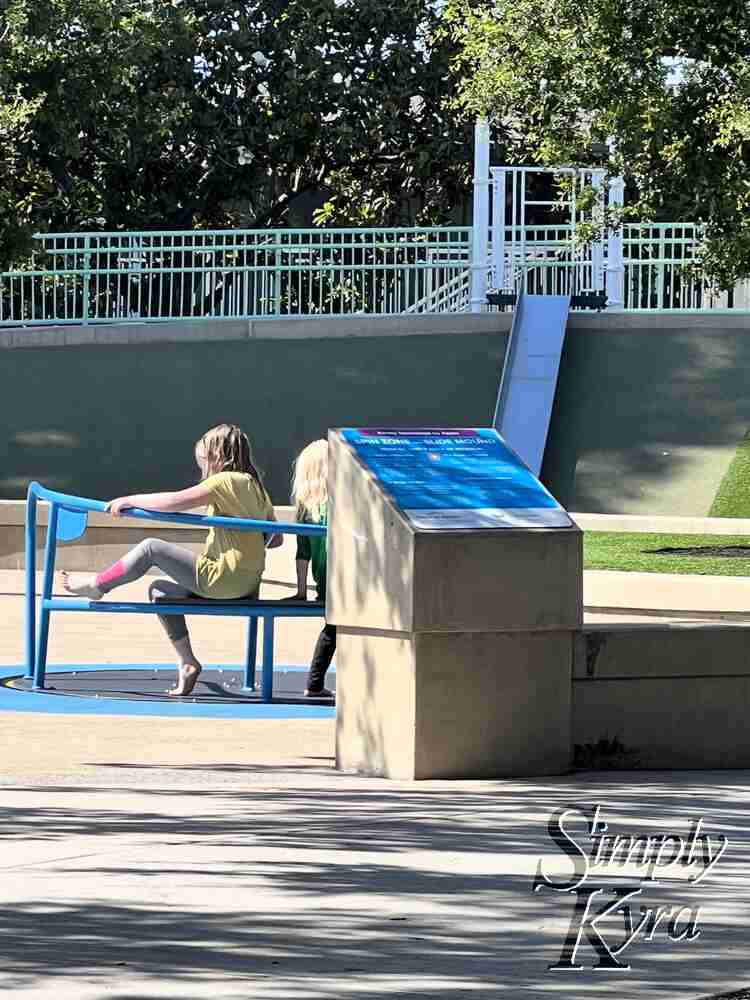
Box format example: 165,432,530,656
24,482,327,702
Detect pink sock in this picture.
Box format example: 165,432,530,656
95,560,126,589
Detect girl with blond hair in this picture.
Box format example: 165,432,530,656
62,424,280,696
289,438,335,697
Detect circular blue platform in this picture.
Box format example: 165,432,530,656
0,665,336,719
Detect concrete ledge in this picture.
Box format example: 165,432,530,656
249,313,508,340
0,500,295,528
0,313,508,349
4,307,750,350
574,512,750,535
584,569,750,615
573,623,750,767
0,320,251,350
566,310,750,332
575,622,750,679
0,501,297,570
9,307,750,351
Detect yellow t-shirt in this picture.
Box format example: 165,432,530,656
195,471,274,599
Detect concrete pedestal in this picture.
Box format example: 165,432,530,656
327,429,582,780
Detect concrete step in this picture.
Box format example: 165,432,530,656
585,568,750,616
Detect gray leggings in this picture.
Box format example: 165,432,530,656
97,537,198,642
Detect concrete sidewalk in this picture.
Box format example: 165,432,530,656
2,560,750,998
574,511,750,535
0,746,748,999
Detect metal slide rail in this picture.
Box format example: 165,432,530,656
492,292,570,475
24,482,327,700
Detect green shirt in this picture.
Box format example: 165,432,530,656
296,503,328,600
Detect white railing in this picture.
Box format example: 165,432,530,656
490,225,601,299
405,268,471,313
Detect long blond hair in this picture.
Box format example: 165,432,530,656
197,423,270,503
292,439,328,521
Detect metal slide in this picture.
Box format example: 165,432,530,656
493,292,570,476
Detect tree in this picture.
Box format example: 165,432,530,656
443,0,750,286
0,0,472,268
0,89,44,265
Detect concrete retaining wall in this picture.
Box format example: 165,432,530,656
0,314,507,505
2,492,748,770
4,310,750,513
573,623,750,768
0,500,296,571
543,312,750,516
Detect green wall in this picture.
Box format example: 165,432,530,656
4,320,750,514
1,333,507,504
542,324,750,515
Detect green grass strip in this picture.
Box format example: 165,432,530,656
584,532,750,576
709,429,750,518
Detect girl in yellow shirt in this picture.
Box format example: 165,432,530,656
62,424,280,696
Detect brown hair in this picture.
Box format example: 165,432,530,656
197,424,269,500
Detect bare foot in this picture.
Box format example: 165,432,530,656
62,572,103,600
167,663,202,697
304,687,334,698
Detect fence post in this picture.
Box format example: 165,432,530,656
273,241,281,315
82,236,91,324
606,173,625,309
491,168,505,291
591,170,606,293
470,119,490,313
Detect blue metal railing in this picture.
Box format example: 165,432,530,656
25,482,327,699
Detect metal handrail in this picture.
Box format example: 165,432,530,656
3,223,750,324
26,481,326,536
24,482,327,694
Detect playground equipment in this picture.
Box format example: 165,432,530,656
470,120,625,312
23,482,325,702
492,291,571,476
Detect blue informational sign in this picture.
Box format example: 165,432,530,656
341,427,573,529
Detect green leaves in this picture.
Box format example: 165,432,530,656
0,0,470,260
446,0,750,285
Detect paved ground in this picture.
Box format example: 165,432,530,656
2,558,750,998
2,758,748,999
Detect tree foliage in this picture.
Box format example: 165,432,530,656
0,0,471,266
444,0,750,286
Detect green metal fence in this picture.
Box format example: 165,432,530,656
622,223,747,310
1,224,747,326
495,222,749,309
0,228,472,326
